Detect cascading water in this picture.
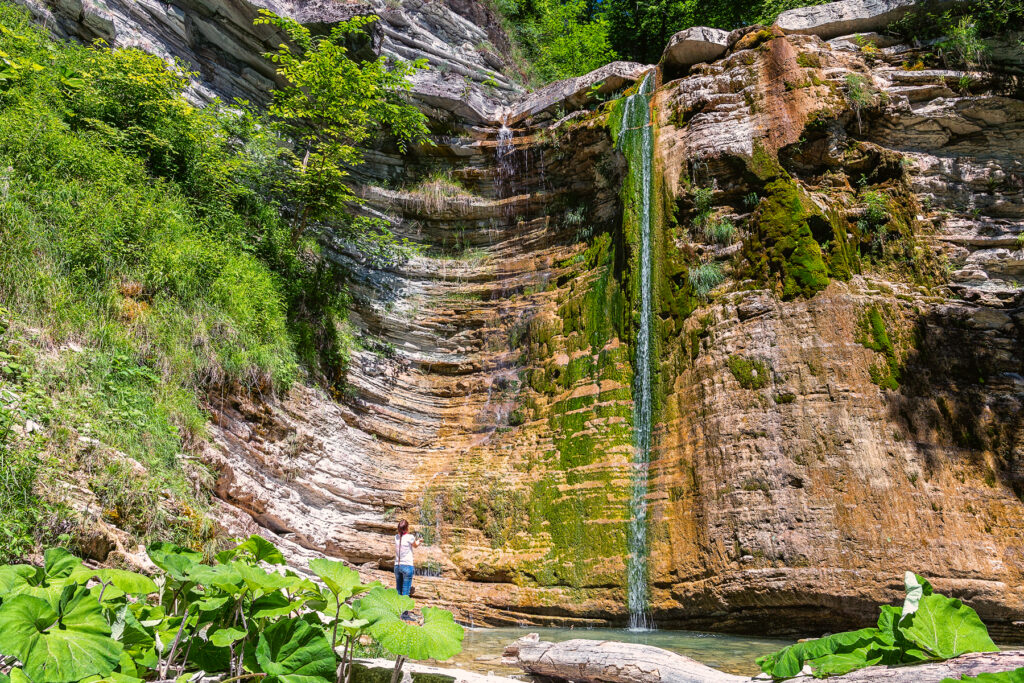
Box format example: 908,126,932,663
618,71,656,632
495,121,516,205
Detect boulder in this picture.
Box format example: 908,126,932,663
774,0,962,40
660,26,730,73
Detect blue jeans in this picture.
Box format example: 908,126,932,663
395,564,414,596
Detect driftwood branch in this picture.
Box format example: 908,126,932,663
503,635,1024,683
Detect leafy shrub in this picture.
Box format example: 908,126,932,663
757,572,999,679
0,538,464,683
845,74,876,133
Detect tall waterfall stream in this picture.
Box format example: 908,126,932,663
619,72,656,632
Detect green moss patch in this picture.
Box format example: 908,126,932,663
857,305,901,390
742,178,832,300
728,355,771,389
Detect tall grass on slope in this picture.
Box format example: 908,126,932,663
0,2,317,554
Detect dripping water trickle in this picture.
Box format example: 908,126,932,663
618,71,656,632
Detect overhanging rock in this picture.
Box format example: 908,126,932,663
774,0,964,41
660,26,730,75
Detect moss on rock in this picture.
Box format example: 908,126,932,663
728,355,771,390
743,178,832,300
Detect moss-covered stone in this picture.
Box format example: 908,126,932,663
742,177,832,300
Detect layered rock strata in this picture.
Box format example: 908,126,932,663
29,0,1024,637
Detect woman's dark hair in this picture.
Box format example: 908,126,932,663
397,519,409,536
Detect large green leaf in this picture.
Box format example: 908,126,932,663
251,592,307,619
251,618,335,683
369,607,464,662
941,669,1024,683
0,591,122,683
806,645,886,677
358,589,463,662
92,569,157,596
235,563,294,595
902,571,934,620
42,550,80,580
210,628,247,647
308,559,370,600
356,587,413,623
187,564,243,594
0,565,37,598
756,628,883,678
146,543,201,582
109,605,155,648
901,593,998,659
234,535,286,566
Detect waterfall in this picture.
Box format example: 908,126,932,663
495,122,516,204
618,72,656,632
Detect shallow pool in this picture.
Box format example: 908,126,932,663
448,626,794,677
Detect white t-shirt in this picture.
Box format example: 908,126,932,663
395,533,415,567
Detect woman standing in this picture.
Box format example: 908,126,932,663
394,519,421,597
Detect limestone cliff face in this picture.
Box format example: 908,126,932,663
32,0,1024,637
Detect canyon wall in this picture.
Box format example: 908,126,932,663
26,0,1024,637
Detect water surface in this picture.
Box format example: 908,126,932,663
450,626,793,677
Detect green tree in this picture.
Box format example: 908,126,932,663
531,0,617,81
254,11,429,245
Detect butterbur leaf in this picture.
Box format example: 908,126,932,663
902,572,934,620
234,535,286,565
93,569,157,596
0,565,36,597
0,591,123,683
187,564,242,594
356,587,413,624
210,628,247,647
940,669,1024,682
756,628,881,678
233,563,294,596
901,593,998,659
146,543,201,581
358,588,463,662
877,604,902,636
367,606,464,662
807,645,885,677
252,618,335,683
110,605,154,648
252,592,307,619
43,549,82,582
308,559,369,599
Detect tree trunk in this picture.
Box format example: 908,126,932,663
502,635,1024,683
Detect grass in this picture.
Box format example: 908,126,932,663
406,170,475,213
689,262,725,299
0,2,375,554
704,217,736,245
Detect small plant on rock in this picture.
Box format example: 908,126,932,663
689,262,725,299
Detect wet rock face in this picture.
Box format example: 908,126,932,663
206,24,1023,636
36,0,1023,637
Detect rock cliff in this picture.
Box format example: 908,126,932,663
26,0,1024,637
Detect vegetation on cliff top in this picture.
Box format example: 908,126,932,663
0,2,426,556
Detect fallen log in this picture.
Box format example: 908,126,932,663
502,635,1024,683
